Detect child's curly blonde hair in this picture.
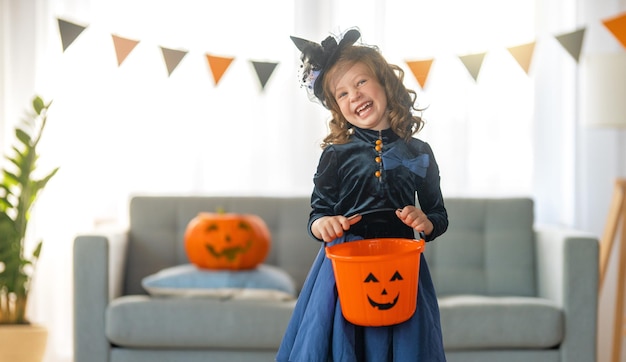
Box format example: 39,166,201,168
320,46,424,148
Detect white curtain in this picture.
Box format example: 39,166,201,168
6,0,623,361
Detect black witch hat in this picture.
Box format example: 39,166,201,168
290,28,361,108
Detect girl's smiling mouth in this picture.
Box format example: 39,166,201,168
356,101,373,116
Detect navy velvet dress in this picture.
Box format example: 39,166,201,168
276,127,448,362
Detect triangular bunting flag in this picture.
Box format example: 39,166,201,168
507,42,536,74
205,54,235,86
405,59,434,89
250,61,279,90
602,12,626,49
555,28,586,62
459,52,487,82
57,18,87,52
111,35,140,66
160,47,188,76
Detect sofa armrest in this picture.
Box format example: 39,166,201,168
73,229,129,362
534,225,599,362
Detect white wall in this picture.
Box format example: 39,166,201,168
1,0,37,151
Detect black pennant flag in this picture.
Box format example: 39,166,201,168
555,28,586,62
57,18,87,52
251,61,278,91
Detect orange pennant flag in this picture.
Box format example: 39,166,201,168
111,35,139,66
205,54,235,86
602,12,626,49
507,42,536,75
405,59,434,89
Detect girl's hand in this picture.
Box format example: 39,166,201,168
396,206,433,236
311,214,362,242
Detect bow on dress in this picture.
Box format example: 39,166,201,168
382,147,429,178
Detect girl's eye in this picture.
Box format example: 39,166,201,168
357,79,367,86
336,92,347,100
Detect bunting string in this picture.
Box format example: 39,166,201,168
56,12,626,91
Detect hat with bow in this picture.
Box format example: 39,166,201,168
290,28,361,108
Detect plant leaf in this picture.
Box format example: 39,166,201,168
15,129,31,146
32,96,44,115
32,241,43,259
3,170,19,184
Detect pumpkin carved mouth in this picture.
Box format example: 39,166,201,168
367,293,399,310
205,240,253,261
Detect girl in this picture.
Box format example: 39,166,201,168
277,28,448,361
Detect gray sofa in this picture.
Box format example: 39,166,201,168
73,196,598,362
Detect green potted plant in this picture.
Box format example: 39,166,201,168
0,95,58,361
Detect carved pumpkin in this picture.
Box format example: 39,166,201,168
184,212,271,270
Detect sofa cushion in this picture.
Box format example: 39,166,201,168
439,295,564,350
141,264,296,300
424,198,536,297
106,295,296,348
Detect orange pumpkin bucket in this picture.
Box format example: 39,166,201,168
325,238,425,327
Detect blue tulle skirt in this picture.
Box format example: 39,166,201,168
276,235,446,362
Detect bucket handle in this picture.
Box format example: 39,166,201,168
325,211,426,246
417,231,426,241
349,209,427,242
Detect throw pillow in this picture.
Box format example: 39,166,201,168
141,263,297,301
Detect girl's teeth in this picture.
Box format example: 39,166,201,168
357,102,371,114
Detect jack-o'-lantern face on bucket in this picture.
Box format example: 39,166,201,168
363,270,404,310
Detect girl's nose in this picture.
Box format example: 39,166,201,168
350,90,361,102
